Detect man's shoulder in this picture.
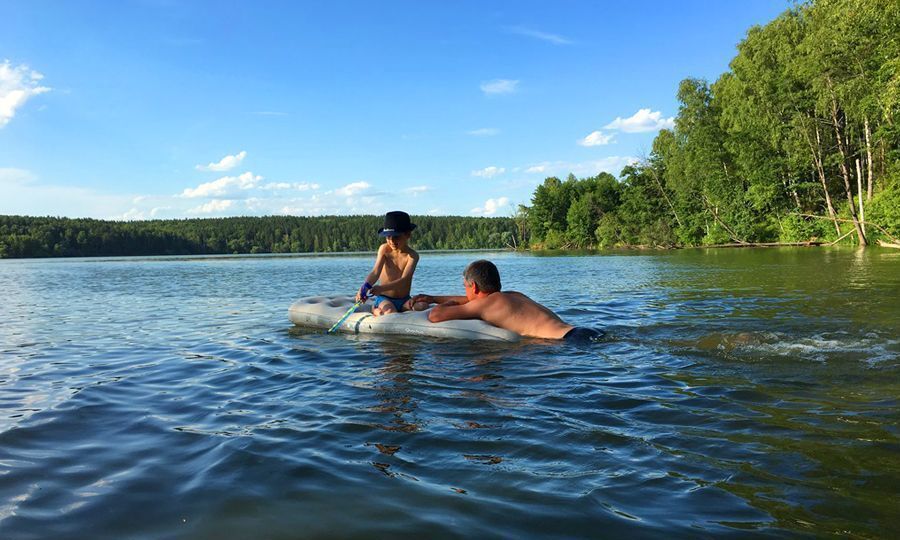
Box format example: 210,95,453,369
493,291,538,307
484,291,520,304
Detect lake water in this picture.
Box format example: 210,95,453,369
1,249,898,538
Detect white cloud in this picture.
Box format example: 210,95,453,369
0,167,37,184
480,79,519,95
1,168,387,219
578,130,615,146
188,199,234,214
116,207,152,221
277,192,385,216
0,168,137,218
261,182,292,190
467,128,500,136
0,60,50,127
195,150,247,172
180,171,263,198
472,166,505,178
403,185,431,196
506,26,572,45
524,156,638,177
260,181,319,191
471,196,510,216
604,108,674,133
334,181,371,197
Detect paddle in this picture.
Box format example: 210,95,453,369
327,299,364,334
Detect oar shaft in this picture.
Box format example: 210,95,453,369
327,300,363,333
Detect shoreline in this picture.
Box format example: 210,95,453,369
3,243,891,263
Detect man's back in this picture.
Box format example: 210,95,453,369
475,291,572,339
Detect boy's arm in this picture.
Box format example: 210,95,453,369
357,246,386,301
428,298,485,323
371,251,419,293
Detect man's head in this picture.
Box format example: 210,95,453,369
463,260,501,299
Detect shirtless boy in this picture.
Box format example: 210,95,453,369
356,211,423,316
412,259,602,341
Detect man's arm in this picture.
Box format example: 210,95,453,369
411,293,468,305
428,298,485,323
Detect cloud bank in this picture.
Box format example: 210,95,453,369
506,26,572,45
0,60,50,127
604,108,674,133
467,128,500,137
480,79,519,95
472,166,505,178
525,156,638,177
578,130,615,146
195,151,247,172
180,171,263,198
471,196,510,216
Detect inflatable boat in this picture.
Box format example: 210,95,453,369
288,296,520,342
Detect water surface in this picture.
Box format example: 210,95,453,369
1,249,898,538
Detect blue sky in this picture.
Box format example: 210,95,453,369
1,0,787,219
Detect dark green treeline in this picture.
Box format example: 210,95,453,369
0,215,516,258
522,0,900,249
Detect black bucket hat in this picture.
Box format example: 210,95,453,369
378,211,417,236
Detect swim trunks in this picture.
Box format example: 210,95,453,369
563,327,605,343
373,294,411,311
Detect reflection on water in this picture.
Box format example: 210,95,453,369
0,249,898,538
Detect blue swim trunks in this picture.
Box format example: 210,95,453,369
373,294,411,311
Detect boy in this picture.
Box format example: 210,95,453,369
356,211,422,316
412,259,603,341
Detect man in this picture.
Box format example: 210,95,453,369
412,259,602,341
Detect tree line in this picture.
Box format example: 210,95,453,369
521,0,899,249
0,215,517,258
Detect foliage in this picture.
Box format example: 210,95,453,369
866,174,900,241
0,215,517,258
522,0,898,250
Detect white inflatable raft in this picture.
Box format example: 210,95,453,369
288,296,521,342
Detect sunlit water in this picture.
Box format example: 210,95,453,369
1,249,898,538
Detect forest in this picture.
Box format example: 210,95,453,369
522,0,900,249
0,215,517,258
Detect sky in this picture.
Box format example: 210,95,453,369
1,0,788,220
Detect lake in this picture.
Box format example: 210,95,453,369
0,248,898,538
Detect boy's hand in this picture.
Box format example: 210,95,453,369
369,285,382,296
412,294,433,305
357,282,372,303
